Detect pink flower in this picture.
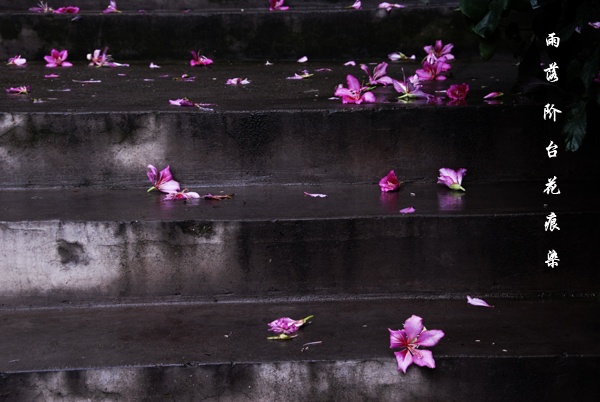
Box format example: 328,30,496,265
147,164,180,193
163,189,201,201
415,60,450,81
44,49,73,68
6,86,30,94
7,55,27,66
54,6,79,13
267,315,313,339
467,295,494,308
304,192,328,198
190,51,213,66
424,40,454,64
399,207,415,214
378,2,405,12
393,74,430,99
446,83,469,100
103,1,121,13
379,170,400,192
87,47,128,67
29,2,53,13
226,78,251,85
361,62,394,86
588,21,600,29
389,315,444,373
334,74,376,104
269,0,289,11
483,91,503,99
437,168,466,191
347,1,362,9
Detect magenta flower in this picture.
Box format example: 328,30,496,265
389,315,444,373
7,55,27,66
190,51,213,66
163,189,201,201
483,91,503,99
446,83,469,100
334,74,376,104
361,62,394,86
467,295,494,308
379,170,400,192
424,40,454,64
399,207,415,214
6,86,30,94
54,6,79,13
103,1,121,13
393,74,430,99
44,49,73,68
29,2,53,13
269,0,289,11
147,164,180,193
267,315,313,339
437,168,466,191
378,2,405,12
416,60,450,81
226,78,251,85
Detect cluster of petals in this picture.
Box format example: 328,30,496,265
389,315,444,373
378,2,405,12
163,189,201,201
393,74,430,99
147,165,180,193
44,49,72,67
6,86,30,94
269,0,289,11
87,47,128,67
226,78,251,85
267,315,313,337
438,168,466,191
335,74,376,104
379,170,400,192
103,1,121,13
416,60,450,81
446,83,469,100
190,51,213,66
7,55,27,66
361,62,393,86
424,40,454,65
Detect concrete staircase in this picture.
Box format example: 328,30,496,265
1,1,599,401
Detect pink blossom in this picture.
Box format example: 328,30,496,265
393,75,430,99
7,55,27,66
147,164,180,193
269,0,289,11
588,21,600,29
467,295,494,308
44,49,73,68
399,207,415,214
388,52,415,61
304,192,328,198
103,1,121,13
163,189,201,201
6,86,30,94
347,1,362,9
334,74,376,104
54,6,79,13
190,51,213,66
379,170,400,192
415,60,450,81
446,83,469,99
424,40,454,64
379,2,405,12
29,2,53,13
87,47,128,67
483,91,503,99
437,168,466,191
361,62,394,86
226,78,251,85
389,315,444,373
267,315,313,339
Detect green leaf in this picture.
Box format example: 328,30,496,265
581,46,600,91
473,0,509,39
479,31,501,60
460,0,491,21
564,101,587,152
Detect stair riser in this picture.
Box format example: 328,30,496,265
1,214,597,305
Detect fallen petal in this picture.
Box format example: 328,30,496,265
297,56,308,63
483,91,503,99
399,207,415,214
344,61,356,66
467,295,494,308
304,192,328,198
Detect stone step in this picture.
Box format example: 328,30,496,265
2,60,597,188
0,182,597,307
0,297,598,400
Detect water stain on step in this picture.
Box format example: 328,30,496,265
56,239,90,266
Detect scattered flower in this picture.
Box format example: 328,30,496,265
103,1,121,13
44,74,60,78
6,86,30,94
287,70,314,80
347,1,362,9
29,1,53,13
361,62,394,86
467,295,494,308
87,47,128,67
147,164,180,193
344,61,356,66
437,168,466,191
483,92,503,99
226,78,251,85
269,0,289,11
389,315,444,373
399,207,415,214
297,56,308,63
393,74,430,99
267,315,313,339
265,61,273,65
334,74,376,104
7,56,26,66
424,40,454,64
379,2,405,12
163,188,201,200
202,194,234,200
388,52,415,61
149,62,161,68
589,21,600,29
416,60,450,81
54,6,79,13
446,83,469,100
379,170,400,192
304,192,328,198
190,51,213,66
44,49,73,68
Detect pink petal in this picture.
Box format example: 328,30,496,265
411,348,436,369
362,91,376,103
438,168,459,184
304,192,328,198
61,61,73,67
394,350,413,373
467,295,494,308
483,92,503,99
297,56,308,63
389,328,408,349
159,180,181,193
344,61,356,66
399,207,415,214
416,329,444,347
403,315,424,342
